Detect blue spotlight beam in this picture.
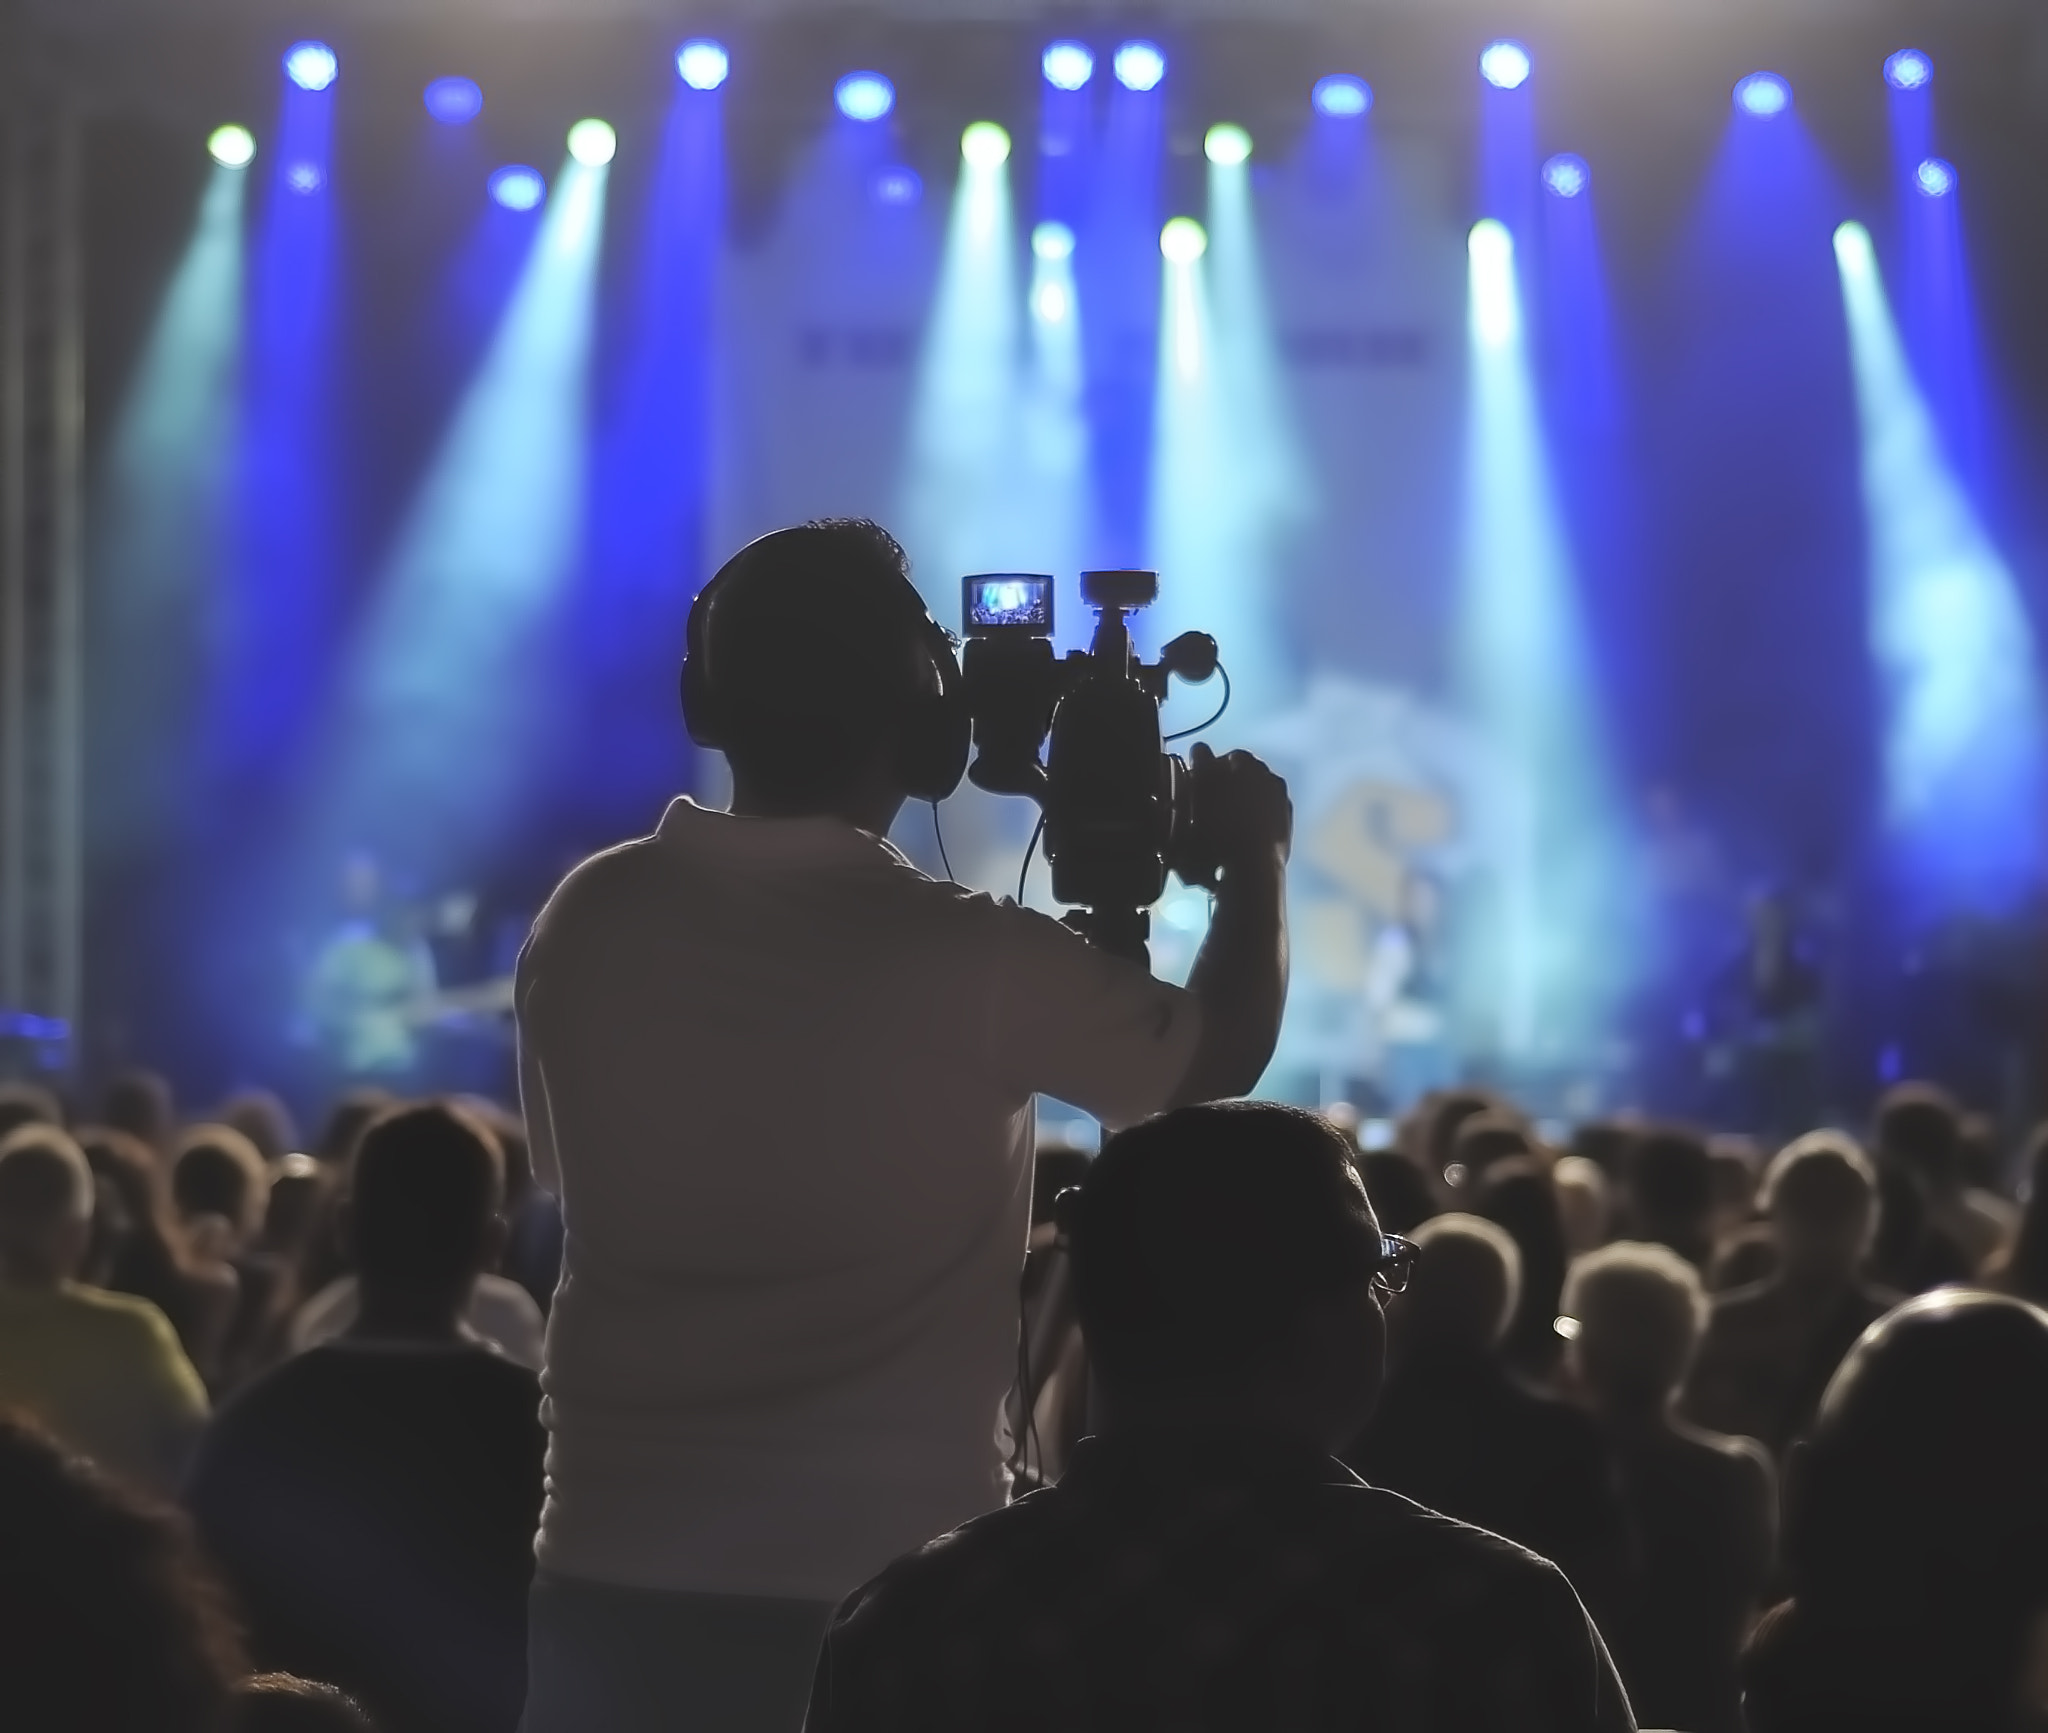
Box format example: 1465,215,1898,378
1479,40,1536,236
1834,223,2042,911
325,154,610,879
1456,219,1623,1059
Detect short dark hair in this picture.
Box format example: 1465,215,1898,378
0,1415,247,1732
699,519,933,804
235,1675,381,1732
0,1082,62,1143
1874,1082,1963,1182
172,1126,268,1238
348,1104,502,1288
1068,1102,1381,1388
1628,1125,1714,1223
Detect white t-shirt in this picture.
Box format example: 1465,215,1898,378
516,798,1200,1600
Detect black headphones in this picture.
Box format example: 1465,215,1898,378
681,533,971,805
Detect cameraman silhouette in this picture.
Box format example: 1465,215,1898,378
515,521,1292,1733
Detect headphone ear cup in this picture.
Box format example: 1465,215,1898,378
680,578,726,750
898,624,970,803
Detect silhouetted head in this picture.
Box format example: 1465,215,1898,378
313,1089,393,1167
0,1083,62,1144
1066,1102,1392,1451
685,519,956,817
171,1126,269,1248
1624,1125,1715,1266
234,1675,380,1732
1562,1240,1710,1414
1358,1150,1439,1238
0,1416,246,1733
0,1125,94,1286
217,1091,298,1167
347,1103,504,1332
1747,1292,2048,1733
1552,1155,1611,1254
1874,1082,1965,1190
1450,1110,1540,1191
1474,1159,1569,1372
1763,1131,1876,1284
1400,1212,1521,1360
1999,1125,2048,1306
99,1070,174,1155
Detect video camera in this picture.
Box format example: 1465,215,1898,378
960,570,1224,965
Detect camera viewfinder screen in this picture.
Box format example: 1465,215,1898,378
964,574,1054,632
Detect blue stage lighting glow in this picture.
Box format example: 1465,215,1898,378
424,77,483,124
872,167,922,206
1542,154,1589,198
489,166,545,211
835,72,895,122
677,40,730,91
1114,41,1167,92
1479,41,1532,91
1312,75,1371,118
961,122,1011,168
567,119,617,167
208,125,256,168
286,162,324,195
1032,221,1075,261
1204,124,1252,166
283,41,338,93
1885,49,1933,91
1915,157,1956,198
1734,72,1792,117
1043,41,1094,90
1160,216,1207,264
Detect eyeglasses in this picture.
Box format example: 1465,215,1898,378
1369,1233,1418,1296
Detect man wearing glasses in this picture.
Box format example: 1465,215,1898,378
806,1101,1636,1733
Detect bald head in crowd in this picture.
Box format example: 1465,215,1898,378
1400,1213,1522,1357
0,1124,95,1286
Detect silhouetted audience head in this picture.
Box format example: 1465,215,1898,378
313,1091,393,1168
219,1092,299,1167
101,1070,175,1155
1410,1089,1506,1184
1473,1158,1570,1377
690,519,947,808
1762,1131,1877,1284
1570,1117,1641,1179
1358,1149,1438,1237
0,1123,94,1284
348,1104,504,1329
1552,1154,1611,1254
1450,1110,1541,1190
0,1081,62,1142
1993,1125,2048,1306
1873,1082,1965,1191
234,1675,380,1732
1065,1101,1391,1447
0,1416,245,1732
1707,1134,1762,1232
1625,1125,1717,1268
172,1126,270,1250
1563,1240,1709,1414
1744,1292,2048,1732
1400,1212,1521,1357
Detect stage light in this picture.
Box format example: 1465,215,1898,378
286,162,324,195
424,77,483,124
1114,41,1166,92
1312,75,1371,118
677,40,730,91
489,166,545,211
1885,49,1933,91
1542,154,1589,198
1204,124,1251,166
1032,280,1071,324
872,167,921,206
208,125,256,168
961,122,1011,168
567,119,616,167
1915,157,1956,198
1468,218,1517,347
1734,72,1791,117
1160,216,1207,264
283,41,338,93
1031,221,1075,261
1479,41,1532,91
836,72,895,122
1043,41,1094,91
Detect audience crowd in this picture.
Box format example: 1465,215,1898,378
3,1058,2047,1731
